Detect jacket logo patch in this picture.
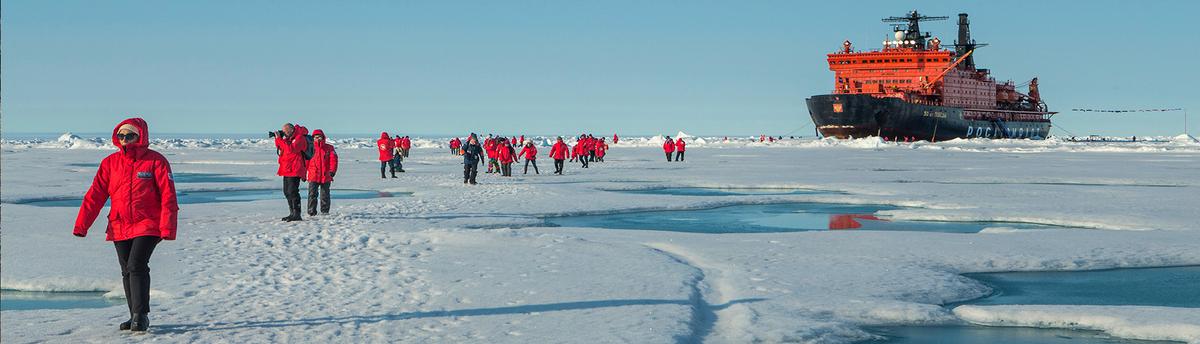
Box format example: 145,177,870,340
137,171,153,179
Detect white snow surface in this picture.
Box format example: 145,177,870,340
955,305,1200,344
2,140,1199,343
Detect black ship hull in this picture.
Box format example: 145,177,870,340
806,94,1051,141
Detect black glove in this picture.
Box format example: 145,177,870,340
329,172,336,177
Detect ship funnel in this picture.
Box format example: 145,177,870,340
956,13,976,70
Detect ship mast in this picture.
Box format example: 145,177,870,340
882,10,947,49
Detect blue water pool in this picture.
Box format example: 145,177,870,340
172,172,265,183
10,189,402,207
866,325,1172,344
545,203,1061,234
0,290,122,311
963,266,1200,308
867,266,1200,343
612,187,836,196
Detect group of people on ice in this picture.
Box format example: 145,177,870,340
662,136,687,161
452,133,613,184
272,123,341,221
376,133,413,178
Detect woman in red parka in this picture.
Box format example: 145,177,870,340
74,118,179,332
306,129,339,216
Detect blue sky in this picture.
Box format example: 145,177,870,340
2,0,1197,136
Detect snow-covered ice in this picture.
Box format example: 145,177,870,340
2,135,1199,343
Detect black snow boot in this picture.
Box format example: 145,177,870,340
119,313,132,331
130,313,149,332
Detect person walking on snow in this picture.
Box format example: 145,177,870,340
596,138,608,162
674,137,686,162
378,132,396,179
392,135,405,173
449,137,461,154
574,136,589,168
306,129,338,216
461,133,485,184
497,138,516,177
663,136,675,162
276,123,309,221
74,117,179,333
519,141,539,174
549,136,569,175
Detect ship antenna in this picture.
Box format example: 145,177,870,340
882,10,947,49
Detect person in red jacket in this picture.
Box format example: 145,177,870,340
396,134,410,172
675,137,687,162
663,136,676,162
596,138,608,162
613,134,619,144
276,123,309,221
573,136,589,168
484,135,499,173
449,137,461,154
496,138,516,177
519,141,539,174
400,136,412,157
549,136,569,175
378,132,396,179
74,118,178,332
306,129,339,216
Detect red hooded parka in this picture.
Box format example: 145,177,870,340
378,132,395,161
276,125,308,177
306,129,339,183
74,118,180,241
663,138,676,153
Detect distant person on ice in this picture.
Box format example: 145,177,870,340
73,117,179,333
550,136,569,175
392,134,405,173
519,141,539,174
276,123,309,221
663,136,675,162
449,137,461,154
674,137,686,161
497,138,516,177
461,133,485,184
378,132,396,178
306,129,338,216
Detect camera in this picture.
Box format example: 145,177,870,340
268,130,284,138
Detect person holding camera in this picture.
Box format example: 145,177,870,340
275,123,308,221
306,129,338,216
74,117,179,332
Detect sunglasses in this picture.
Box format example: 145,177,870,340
116,133,139,141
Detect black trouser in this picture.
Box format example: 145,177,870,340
554,159,564,174
307,182,331,215
676,151,684,161
525,159,539,174
115,236,161,314
589,151,596,162
381,161,395,177
464,162,479,183
283,177,302,215
392,156,404,172
501,163,512,176
580,156,589,168
666,152,673,161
